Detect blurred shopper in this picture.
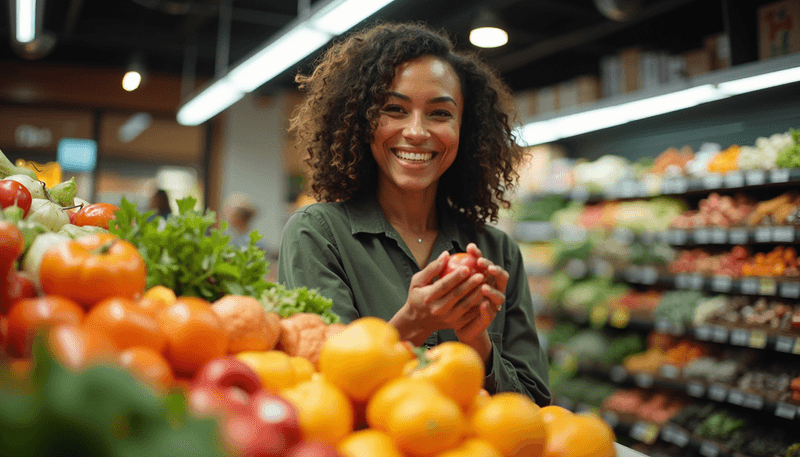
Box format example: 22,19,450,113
223,193,269,253
148,189,172,219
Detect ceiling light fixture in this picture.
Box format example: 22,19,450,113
469,10,508,49
177,0,396,126
122,53,147,92
12,0,38,43
517,56,800,146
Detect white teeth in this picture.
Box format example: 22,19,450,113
394,150,433,162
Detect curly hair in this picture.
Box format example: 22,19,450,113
289,21,525,228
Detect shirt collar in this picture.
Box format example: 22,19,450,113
345,193,469,252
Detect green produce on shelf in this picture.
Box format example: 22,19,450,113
696,411,748,448
516,195,570,222
598,333,646,369
775,129,800,169
653,290,705,326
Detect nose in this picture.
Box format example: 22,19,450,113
403,111,430,142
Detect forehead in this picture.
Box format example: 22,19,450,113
391,56,461,97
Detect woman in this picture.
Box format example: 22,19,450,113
278,22,550,405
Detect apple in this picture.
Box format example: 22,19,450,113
186,383,251,418
220,410,294,457
251,390,302,447
193,356,262,394
287,441,343,457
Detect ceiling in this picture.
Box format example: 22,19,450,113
0,0,734,98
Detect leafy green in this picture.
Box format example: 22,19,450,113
776,128,800,168
109,196,271,302
259,282,340,324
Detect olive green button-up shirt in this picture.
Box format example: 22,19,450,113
277,194,551,406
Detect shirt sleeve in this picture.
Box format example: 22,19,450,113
276,208,361,324
483,243,552,407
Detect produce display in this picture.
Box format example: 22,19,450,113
0,148,619,457
521,128,800,457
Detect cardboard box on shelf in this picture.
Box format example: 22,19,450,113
536,86,559,115
619,46,644,93
684,48,712,77
600,55,623,98
704,33,731,69
758,0,800,60
558,75,600,109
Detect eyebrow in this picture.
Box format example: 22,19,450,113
387,91,458,106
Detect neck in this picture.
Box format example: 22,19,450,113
376,183,438,233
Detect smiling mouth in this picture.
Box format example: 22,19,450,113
393,149,435,162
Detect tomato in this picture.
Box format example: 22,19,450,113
83,297,167,353
0,221,25,274
156,297,229,378
403,341,484,411
47,323,118,370
74,202,120,230
6,295,85,358
39,233,147,307
0,180,32,218
317,316,413,403
470,392,545,457
443,252,481,277
118,346,175,394
384,387,466,456
280,376,354,446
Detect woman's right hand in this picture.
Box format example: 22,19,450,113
395,251,487,344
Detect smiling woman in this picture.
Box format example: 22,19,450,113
278,21,551,407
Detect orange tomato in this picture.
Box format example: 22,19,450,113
6,295,85,358
135,285,177,319
338,429,404,457
539,404,574,433
280,375,354,446
318,316,413,403
289,356,315,383
366,377,442,432
118,346,174,394
157,297,228,378
404,341,484,411
39,233,146,307
469,392,545,457
236,350,297,392
434,438,502,457
47,323,118,370
84,297,166,353
384,388,466,457
542,413,616,457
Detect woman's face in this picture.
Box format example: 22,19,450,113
370,55,463,194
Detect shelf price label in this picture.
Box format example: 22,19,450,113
727,389,745,406
730,328,750,346
659,364,681,379
686,381,706,398
711,326,729,343
669,229,689,245
602,411,620,429
694,325,712,341
662,425,690,448
728,228,749,245
693,228,711,244
634,372,654,388
624,266,641,283
724,171,745,188
702,173,723,189
663,177,688,194
780,281,800,299
772,226,796,243
770,168,791,183
774,402,798,420
754,227,772,243
700,440,720,457
629,421,659,445
609,365,628,383
640,266,659,285
745,170,766,186
740,278,759,295
708,384,728,402
749,330,767,349
775,336,796,353
710,228,728,244
743,394,764,410
760,278,777,296
711,275,732,293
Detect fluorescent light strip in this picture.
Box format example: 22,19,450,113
519,65,800,146
177,0,397,126
15,0,36,43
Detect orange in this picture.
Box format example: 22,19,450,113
84,297,166,354
118,346,174,395
236,350,297,391
135,286,177,320
289,355,315,383
384,388,466,457
542,413,616,457
366,377,442,432
469,392,545,457
280,375,354,446
6,295,85,358
156,297,228,378
435,438,502,457
338,429,404,457
538,405,574,434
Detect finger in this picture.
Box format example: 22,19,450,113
412,250,450,287
429,272,484,315
459,303,491,341
467,243,483,259
482,284,505,310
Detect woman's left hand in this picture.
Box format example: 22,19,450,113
454,244,509,343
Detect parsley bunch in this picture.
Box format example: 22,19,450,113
259,282,340,324
110,196,271,301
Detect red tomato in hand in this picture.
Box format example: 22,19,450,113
75,203,120,229
443,252,481,276
0,180,32,217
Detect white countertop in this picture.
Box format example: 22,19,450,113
615,442,651,457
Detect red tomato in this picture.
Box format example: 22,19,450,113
443,252,481,277
75,203,120,230
0,180,32,218
6,295,85,358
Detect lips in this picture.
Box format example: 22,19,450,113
392,149,434,162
